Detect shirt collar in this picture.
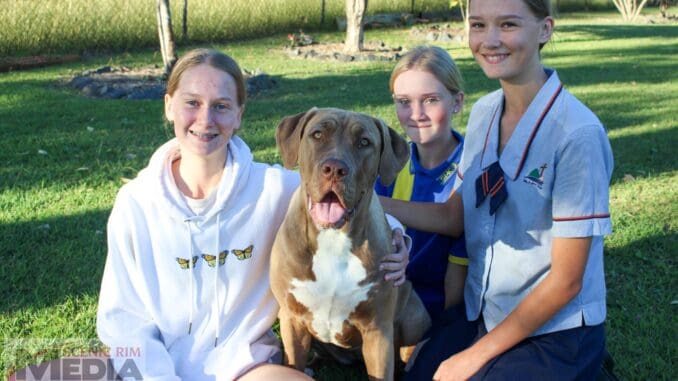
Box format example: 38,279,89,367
480,69,563,180
410,129,464,177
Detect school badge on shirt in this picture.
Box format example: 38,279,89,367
437,163,458,185
523,164,547,189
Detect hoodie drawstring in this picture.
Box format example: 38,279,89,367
214,213,221,347
184,212,225,348
185,220,195,335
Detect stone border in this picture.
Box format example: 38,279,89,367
63,66,278,100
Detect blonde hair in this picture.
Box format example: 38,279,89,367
166,48,247,106
389,46,463,96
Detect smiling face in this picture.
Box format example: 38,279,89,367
468,0,553,84
392,69,462,145
164,63,243,161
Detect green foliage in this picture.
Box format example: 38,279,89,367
1,14,677,381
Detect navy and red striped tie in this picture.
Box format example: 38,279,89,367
475,162,508,215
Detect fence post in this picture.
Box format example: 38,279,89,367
321,0,326,25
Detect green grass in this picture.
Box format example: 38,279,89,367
0,0,624,56
0,0,450,56
1,13,677,381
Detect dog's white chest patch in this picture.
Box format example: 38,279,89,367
290,229,373,345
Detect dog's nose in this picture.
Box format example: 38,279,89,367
321,158,349,179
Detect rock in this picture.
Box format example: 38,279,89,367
126,85,165,100
69,76,93,90
334,53,355,62
101,88,128,99
246,74,278,96
82,83,101,97
95,66,112,74
438,33,453,42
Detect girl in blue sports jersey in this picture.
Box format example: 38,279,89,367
381,1,614,380
376,46,469,320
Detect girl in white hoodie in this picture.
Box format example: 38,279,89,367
97,49,409,381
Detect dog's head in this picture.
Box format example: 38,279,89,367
276,107,409,230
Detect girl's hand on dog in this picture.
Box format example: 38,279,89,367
381,228,409,286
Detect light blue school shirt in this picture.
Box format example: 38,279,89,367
454,70,613,336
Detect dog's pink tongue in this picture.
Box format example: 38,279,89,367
310,200,345,225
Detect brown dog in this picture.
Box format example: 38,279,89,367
270,108,431,380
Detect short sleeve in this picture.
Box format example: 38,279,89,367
552,125,613,237
374,175,394,197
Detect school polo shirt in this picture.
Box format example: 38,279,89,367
454,70,613,335
376,130,468,319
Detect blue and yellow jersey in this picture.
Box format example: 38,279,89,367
375,129,467,320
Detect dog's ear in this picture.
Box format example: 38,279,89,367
373,117,409,186
276,108,317,168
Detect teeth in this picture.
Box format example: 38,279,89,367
485,54,507,64
190,131,217,139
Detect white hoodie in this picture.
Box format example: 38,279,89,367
97,136,299,380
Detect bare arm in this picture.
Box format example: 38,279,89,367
433,236,592,381
379,190,464,237
444,263,467,309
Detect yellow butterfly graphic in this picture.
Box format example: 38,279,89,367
232,245,253,260
202,250,228,267
175,256,198,269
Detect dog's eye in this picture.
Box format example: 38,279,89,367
311,131,322,139
359,138,370,147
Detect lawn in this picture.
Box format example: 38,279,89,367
1,12,676,381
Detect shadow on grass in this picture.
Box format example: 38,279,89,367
543,42,677,92
609,125,677,182
0,209,110,314
556,24,678,41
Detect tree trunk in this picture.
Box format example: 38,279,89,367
460,0,469,42
182,0,188,41
344,0,367,54
612,0,649,21
157,0,177,76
